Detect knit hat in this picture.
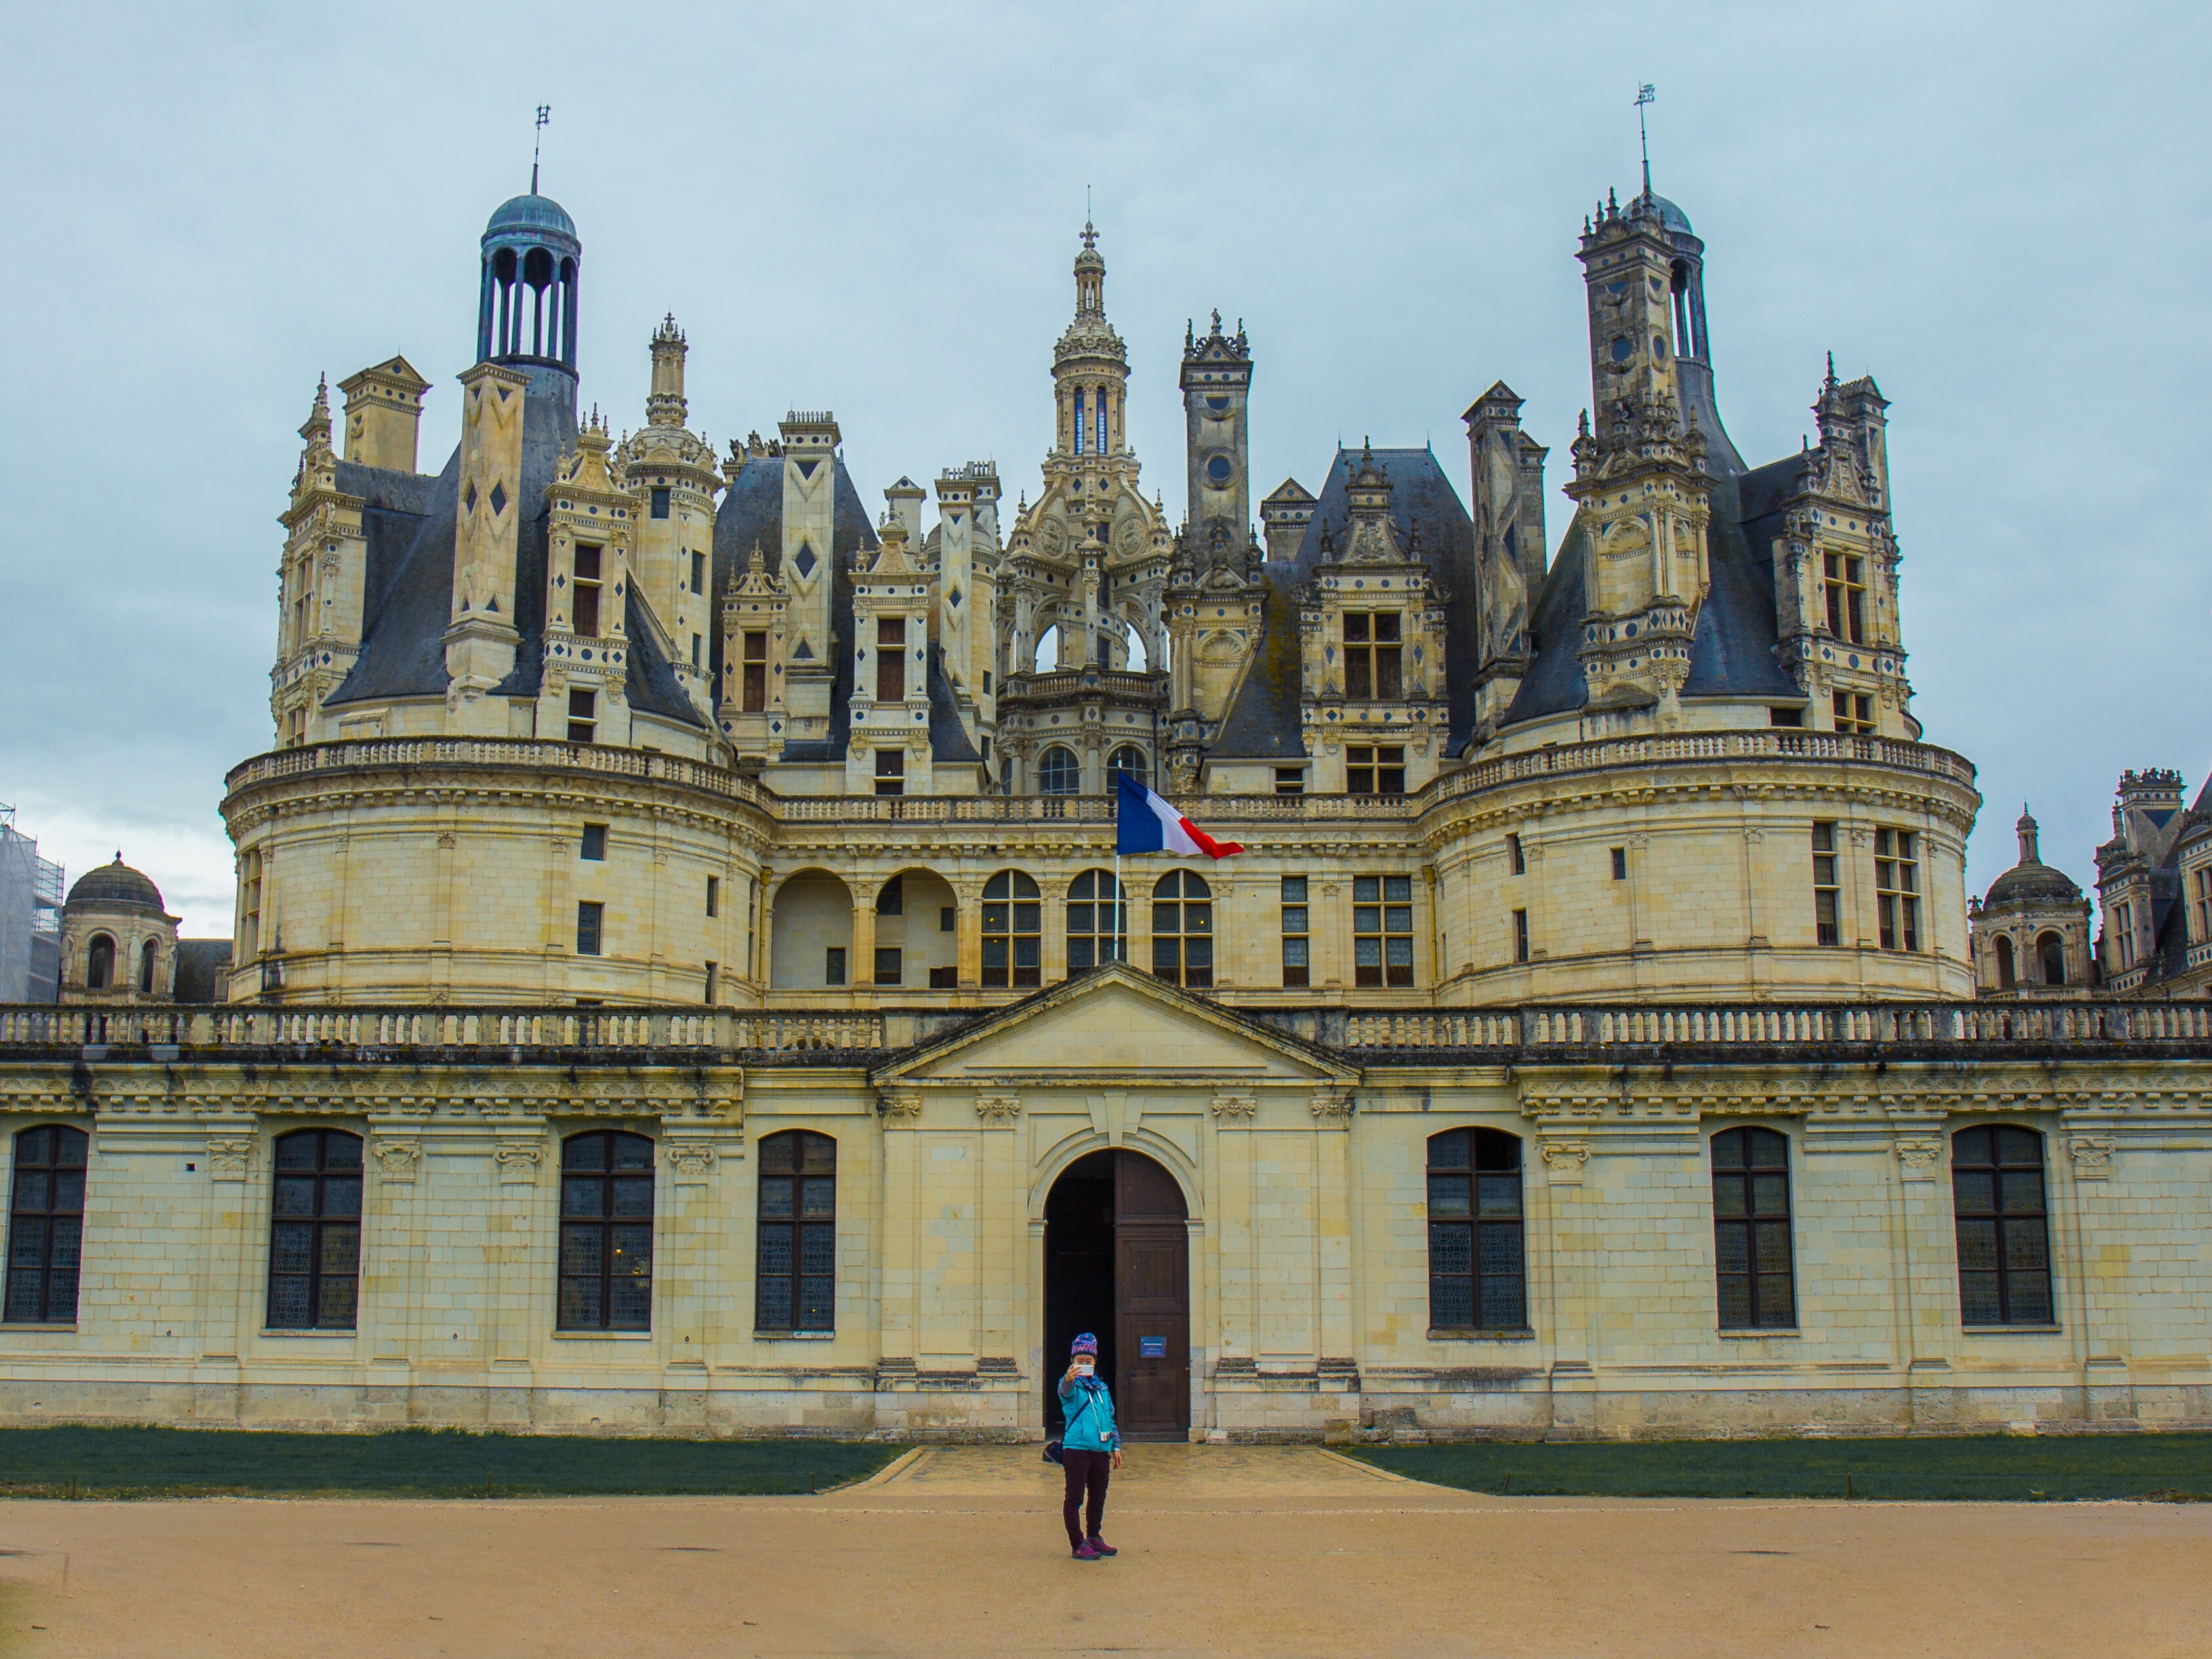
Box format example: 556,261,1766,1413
1071,1332,1099,1357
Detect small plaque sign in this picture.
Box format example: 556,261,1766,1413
1139,1336,1166,1358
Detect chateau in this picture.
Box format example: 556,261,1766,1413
3,173,2209,1443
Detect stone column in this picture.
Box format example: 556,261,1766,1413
874,1093,922,1409
1313,1090,1358,1422
2059,1119,2131,1424
365,1118,426,1425
952,877,985,990
1536,1124,1594,1438
489,1118,547,1427
194,1118,258,1425
850,888,877,994
1889,1120,1956,1429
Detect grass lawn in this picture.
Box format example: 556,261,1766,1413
0,1426,897,1500
1349,1432,2212,1502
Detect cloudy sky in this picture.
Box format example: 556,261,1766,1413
2,1,2205,937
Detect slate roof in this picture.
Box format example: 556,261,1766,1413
1210,447,1479,761
173,939,233,1004
325,373,703,729
66,858,165,912
1501,423,1801,730
2125,774,2212,992
708,453,885,763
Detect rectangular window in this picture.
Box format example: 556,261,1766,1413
5,1126,88,1324
1812,822,1840,946
1610,846,1628,881
940,906,956,933
824,946,846,987
581,823,607,861
649,487,671,520
558,1130,654,1332
1507,833,1525,875
690,550,706,594
1512,908,1530,964
267,1128,363,1332
2196,870,2212,945
1832,690,1875,735
1769,706,1804,727
705,875,720,918
2115,901,2135,968
1346,745,1406,796
876,617,906,703
1823,551,1867,644
1353,874,1415,988
756,1132,836,1333
874,947,903,987
575,901,604,956
1280,875,1311,989
874,749,905,798
1275,766,1306,796
742,631,769,712
1874,828,1919,952
567,687,597,745
1426,1129,1526,1332
1952,1126,2053,1326
690,633,702,670
1711,1127,1795,1330
571,545,602,638
1342,611,1403,700
703,961,718,1004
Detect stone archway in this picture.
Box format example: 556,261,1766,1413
1042,1148,1190,1441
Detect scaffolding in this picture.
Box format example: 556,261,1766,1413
0,807,64,1002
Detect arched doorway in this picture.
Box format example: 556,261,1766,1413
1043,1149,1189,1441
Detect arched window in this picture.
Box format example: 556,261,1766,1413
1994,935,2016,990
982,870,1042,989
85,934,114,991
1426,1129,1525,1331
1038,746,1080,796
560,1131,655,1331
268,1128,362,1330
757,1131,836,1332
1108,745,1147,789
6,1126,88,1324
1151,870,1213,989
2038,932,2067,987
1067,870,1126,972
1952,1126,2052,1326
1073,390,1086,455
137,939,157,994
1711,1126,1794,1330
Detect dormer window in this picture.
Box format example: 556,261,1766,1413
1343,613,1402,700
1823,552,1866,644
876,617,907,703
572,545,602,637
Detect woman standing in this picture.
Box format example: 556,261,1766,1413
1057,1332,1122,1561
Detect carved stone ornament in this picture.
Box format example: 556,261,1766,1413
493,1142,543,1179
1309,1089,1355,1120
975,1096,1022,1125
2068,1136,2114,1180
1540,1141,1590,1185
205,1136,254,1180
1210,1094,1259,1120
878,1092,924,1120
663,1139,717,1177
1895,1137,1944,1180
371,1141,422,1180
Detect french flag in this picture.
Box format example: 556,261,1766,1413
1116,772,1245,859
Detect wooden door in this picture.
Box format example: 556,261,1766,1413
1113,1154,1189,1439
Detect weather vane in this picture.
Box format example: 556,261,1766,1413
1635,83,1656,195
532,104,550,194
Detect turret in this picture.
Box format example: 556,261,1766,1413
776,411,842,750
1463,382,1547,735
477,191,581,386
1181,310,1253,561
618,315,720,718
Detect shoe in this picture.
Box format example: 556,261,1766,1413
1087,1537,1118,1556
1073,1541,1103,1561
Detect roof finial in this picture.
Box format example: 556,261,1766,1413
1824,349,1838,390
1082,184,1096,249
1635,83,1656,196
531,104,550,194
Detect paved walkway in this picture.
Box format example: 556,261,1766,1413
0,1444,2208,1656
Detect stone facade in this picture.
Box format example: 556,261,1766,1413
9,166,2209,1441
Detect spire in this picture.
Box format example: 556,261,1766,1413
2017,805,2041,866
299,374,333,449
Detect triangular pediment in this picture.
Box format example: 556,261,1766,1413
871,962,1357,1086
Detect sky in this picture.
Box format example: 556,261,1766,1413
1,1,2205,937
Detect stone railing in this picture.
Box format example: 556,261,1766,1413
226,727,1976,830
996,668,1166,704
5,998,2203,1064
1251,999,2212,1052
1422,729,1978,811
224,739,775,812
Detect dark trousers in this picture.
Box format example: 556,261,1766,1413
1061,1448,1111,1547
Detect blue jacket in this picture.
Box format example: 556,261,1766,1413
1057,1374,1119,1452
